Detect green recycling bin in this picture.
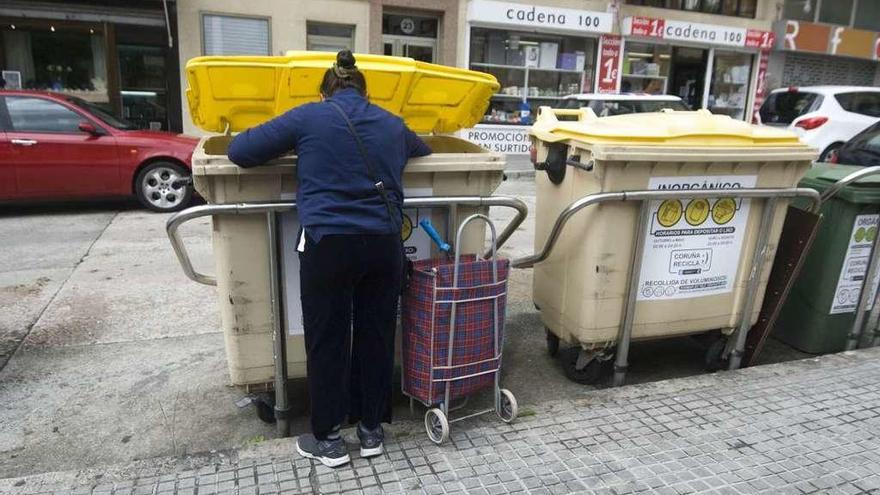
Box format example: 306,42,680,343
774,164,880,353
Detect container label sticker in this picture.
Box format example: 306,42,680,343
636,175,757,301
401,187,434,261
829,214,880,315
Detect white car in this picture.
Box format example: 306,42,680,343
757,86,880,161
559,93,689,116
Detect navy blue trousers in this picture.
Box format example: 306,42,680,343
298,232,402,439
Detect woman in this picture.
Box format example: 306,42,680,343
227,50,431,467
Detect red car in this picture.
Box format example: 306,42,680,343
0,90,198,212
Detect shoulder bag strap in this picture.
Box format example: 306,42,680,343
327,100,398,231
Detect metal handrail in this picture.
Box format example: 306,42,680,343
166,196,529,286
512,187,822,269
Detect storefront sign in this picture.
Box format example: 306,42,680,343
468,0,613,34
780,20,880,61
624,16,773,49
596,35,621,94
750,49,770,123
830,214,880,315
462,124,531,155
637,175,757,301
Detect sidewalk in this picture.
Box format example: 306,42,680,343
4,347,879,495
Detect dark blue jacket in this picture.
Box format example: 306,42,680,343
227,88,432,240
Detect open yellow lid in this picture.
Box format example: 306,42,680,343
185,51,499,134
531,107,809,147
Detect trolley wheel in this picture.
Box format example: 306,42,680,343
705,336,730,372
254,394,276,424
497,389,518,423
425,408,449,444
561,347,604,385
546,328,560,357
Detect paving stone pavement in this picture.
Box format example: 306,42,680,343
5,347,880,495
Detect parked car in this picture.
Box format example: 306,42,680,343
757,86,880,162
0,90,198,212
559,93,690,116
830,121,880,167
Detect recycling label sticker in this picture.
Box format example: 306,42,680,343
636,175,757,301
829,214,880,315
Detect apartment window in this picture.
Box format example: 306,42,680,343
819,0,854,25
854,1,880,31
202,14,270,56
782,0,817,21
306,22,354,52
625,0,756,18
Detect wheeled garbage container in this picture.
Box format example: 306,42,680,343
526,107,816,382
775,164,880,353
181,52,507,389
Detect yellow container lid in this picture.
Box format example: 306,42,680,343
531,107,808,147
185,51,499,135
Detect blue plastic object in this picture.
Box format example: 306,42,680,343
419,218,451,253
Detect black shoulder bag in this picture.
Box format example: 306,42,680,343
327,101,413,290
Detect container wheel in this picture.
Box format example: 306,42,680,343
561,347,604,385
705,336,730,372
254,393,276,424
425,408,449,444
497,389,518,423
546,328,560,357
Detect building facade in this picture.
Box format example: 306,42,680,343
767,0,880,90
0,0,183,132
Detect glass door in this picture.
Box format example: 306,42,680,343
382,36,436,63
707,50,754,120
118,44,168,130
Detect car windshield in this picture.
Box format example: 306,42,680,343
65,96,137,130
759,91,821,125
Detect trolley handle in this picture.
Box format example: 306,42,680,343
453,214,500,288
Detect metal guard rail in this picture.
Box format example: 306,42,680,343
513,187,822,269
166,196,529,286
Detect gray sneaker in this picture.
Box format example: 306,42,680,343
296,434,350,468
357,423,384,458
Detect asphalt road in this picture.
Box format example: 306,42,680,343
0,178,810,480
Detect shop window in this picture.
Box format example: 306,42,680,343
307,22,354,52
854,1,880,31
818,0,853,25
118,45,168,131
469,27,596,125
202,14,270,56
622,42,672,95
6,96,84,133
1,25,108,103
835,92,880,118
782,0,817,21
708,50,753,121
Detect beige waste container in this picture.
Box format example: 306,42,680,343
184,52,505,389
529,108,816,363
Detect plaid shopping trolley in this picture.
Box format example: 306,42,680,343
401,214,518,444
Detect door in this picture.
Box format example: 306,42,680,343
5,95,119,198
0,99,14,199
669,47,708,110
382,36,437,63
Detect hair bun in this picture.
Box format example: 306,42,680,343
337,50,356,69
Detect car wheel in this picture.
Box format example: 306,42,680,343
818,143,843,163
135,161,193,213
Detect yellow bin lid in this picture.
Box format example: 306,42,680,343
185,51,500,135
531,107,808,147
